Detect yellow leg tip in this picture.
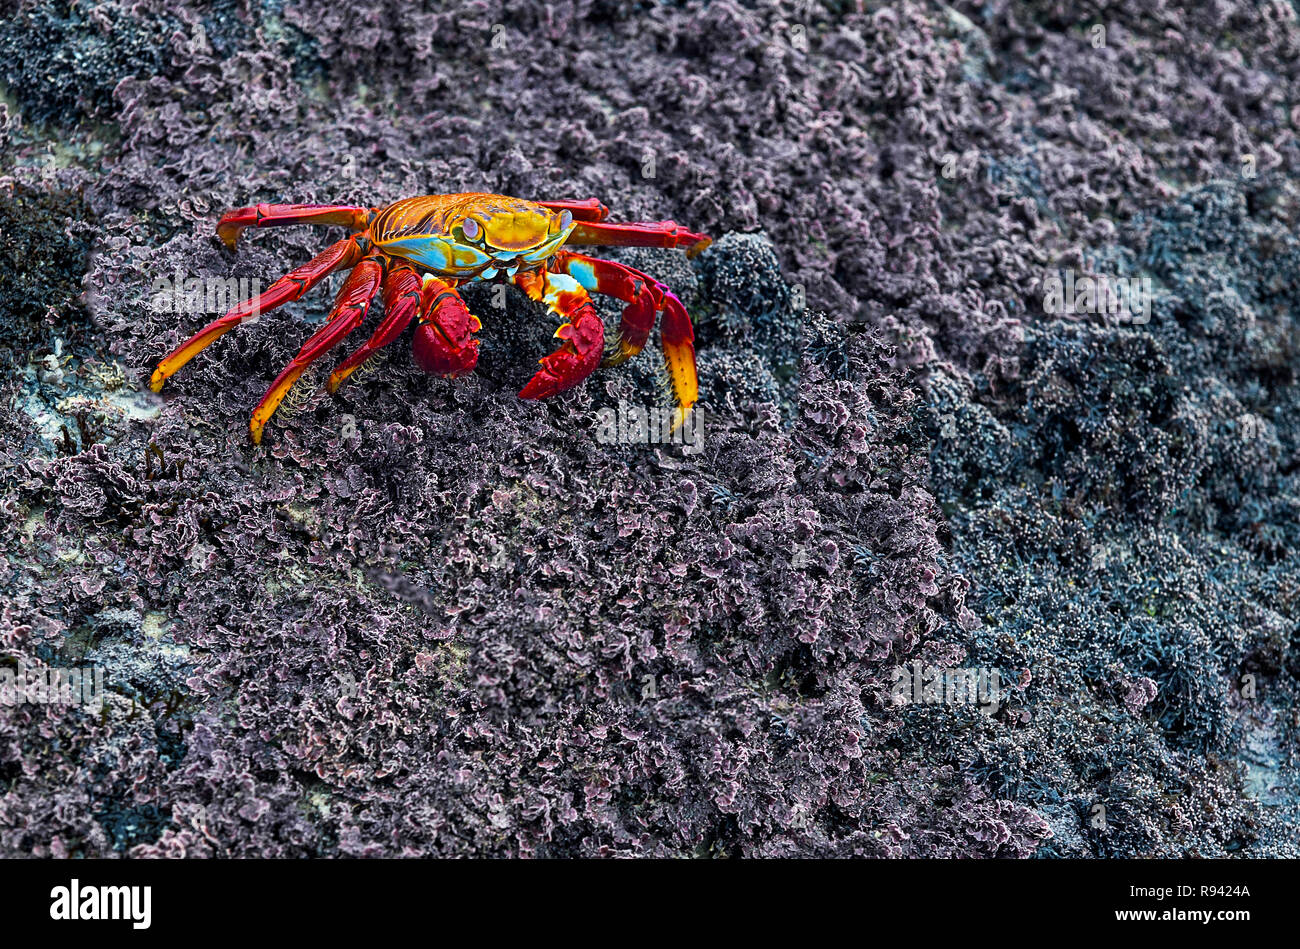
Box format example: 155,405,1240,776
149,369,166,393
216,225,240,251
670,404,696,434
249,419,264,445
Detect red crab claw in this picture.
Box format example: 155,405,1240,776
513,270,605,399
411,280,481,377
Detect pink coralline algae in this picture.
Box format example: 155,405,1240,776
1,0,1298,857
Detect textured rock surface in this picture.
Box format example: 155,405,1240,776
0,0,1297,856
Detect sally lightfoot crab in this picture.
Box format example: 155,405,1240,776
149,193,711,443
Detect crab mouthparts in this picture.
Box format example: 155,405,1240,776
480,256,523,279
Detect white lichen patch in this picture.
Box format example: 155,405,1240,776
20,348,160,455
142,611,171,641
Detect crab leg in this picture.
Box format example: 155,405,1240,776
327,270,482,390
326,265,424,392
537,198,609,222
217,203,372,250
249,257,385,444
655,286,699,428
511,269,605,400
547,252,698,426
547,251,660,364
564,219,711,258
150,237,363,392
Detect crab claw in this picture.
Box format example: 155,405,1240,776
513,270,606,400
411,282,481,377
518,305,605,399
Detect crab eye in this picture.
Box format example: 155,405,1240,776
558,210,573,230
461,218,481,240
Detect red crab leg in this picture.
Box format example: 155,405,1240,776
249,257,385,444
547,251,659,364
511,269,605,400
149,236,363,392
326,265,423,392
547,252,698,425
327,270,482,390
410,278,481,378
657,285,699,427
537,198,609,222
564,219,712,258
216,203,372,250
